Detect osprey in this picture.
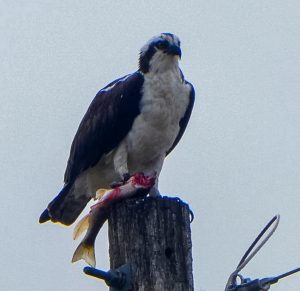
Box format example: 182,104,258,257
40,33,195,226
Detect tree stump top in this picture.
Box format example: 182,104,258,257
108,196,194,291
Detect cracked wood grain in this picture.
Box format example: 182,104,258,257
108,196,194,291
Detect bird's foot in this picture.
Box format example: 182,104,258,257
110,173,130,189
149,187,161,197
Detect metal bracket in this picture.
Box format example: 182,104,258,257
225,215,300,290
227,267,300,290
83,263,132,290
226,277,271,291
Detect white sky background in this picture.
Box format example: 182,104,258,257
1,0,300,290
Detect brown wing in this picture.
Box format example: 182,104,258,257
39,72,144,225
64,72,144,183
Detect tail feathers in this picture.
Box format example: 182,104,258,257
73,214,89,240
39,183,72,224
39,182,91,226
72,242,96,267
39,208,51,223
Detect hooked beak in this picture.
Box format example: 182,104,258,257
166,44,182,59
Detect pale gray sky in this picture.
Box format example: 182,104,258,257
1,1,300,290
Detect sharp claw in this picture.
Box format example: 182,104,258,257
122,173,130,182
110,181,123,188
110,173,130,189
189,209,194,223
149,187,161,197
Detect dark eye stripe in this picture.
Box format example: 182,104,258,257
156,40,169,50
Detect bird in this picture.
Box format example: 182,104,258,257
39,32,195,226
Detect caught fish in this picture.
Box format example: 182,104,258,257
71,172,156,267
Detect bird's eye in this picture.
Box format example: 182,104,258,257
156,40,169,50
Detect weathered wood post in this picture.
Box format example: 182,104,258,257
108,196,194,291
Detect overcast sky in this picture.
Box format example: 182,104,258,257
1,1,300,290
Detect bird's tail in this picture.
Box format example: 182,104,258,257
39,182,91,226
72,241,96,267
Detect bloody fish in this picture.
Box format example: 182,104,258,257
71,172,156,267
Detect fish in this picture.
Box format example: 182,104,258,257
71,172,156,267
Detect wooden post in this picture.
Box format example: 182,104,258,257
108,196,194,291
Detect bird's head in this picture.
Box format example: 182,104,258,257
139,33,181,74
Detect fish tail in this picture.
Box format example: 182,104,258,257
73,214,89,240
72,242,96,267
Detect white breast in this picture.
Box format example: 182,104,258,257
126,69,191,166
84,68,192,193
